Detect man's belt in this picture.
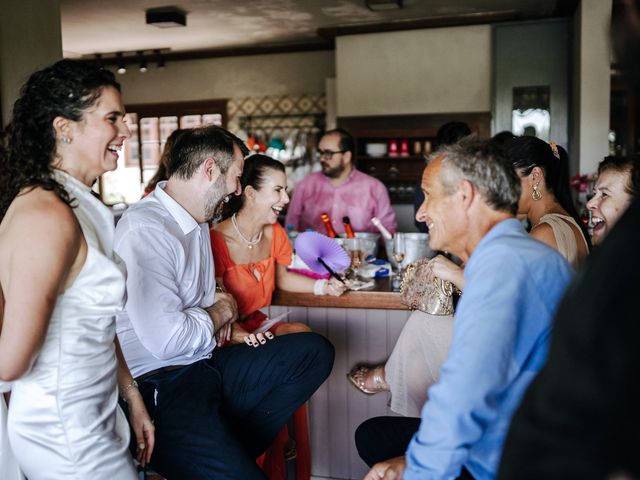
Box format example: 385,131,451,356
136,364,187,382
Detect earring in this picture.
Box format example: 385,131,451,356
532,184,542,201
61,136,71,144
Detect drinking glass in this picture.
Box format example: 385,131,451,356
345,238,363,279
391,233,406,290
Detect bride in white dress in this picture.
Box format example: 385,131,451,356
0,60,154,479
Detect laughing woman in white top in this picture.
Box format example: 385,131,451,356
0,60,154,479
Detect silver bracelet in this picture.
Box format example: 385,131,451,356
120,379,138,402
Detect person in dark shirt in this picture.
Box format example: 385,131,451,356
499,2,640,477
414,122,471,232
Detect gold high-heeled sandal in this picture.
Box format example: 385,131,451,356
346,365,388,395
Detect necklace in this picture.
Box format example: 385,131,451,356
231,213,263,249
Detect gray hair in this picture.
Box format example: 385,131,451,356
436,138,521,215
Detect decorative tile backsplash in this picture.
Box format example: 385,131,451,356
227,94,327,189
227,93,326,138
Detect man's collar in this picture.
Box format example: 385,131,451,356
474,217,522,252
154,181,201,235
324,166,357,186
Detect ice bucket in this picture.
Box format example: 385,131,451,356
337,232,381,256
385,233,435,270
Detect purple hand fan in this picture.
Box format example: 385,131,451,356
294,231,350,279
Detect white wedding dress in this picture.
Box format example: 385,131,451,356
5,171,137,479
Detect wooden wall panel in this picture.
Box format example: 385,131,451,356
267,305,411,480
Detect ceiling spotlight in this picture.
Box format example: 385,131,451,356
116,52,126,74
138,51,148,73
146,6,187,28
365,0,403,11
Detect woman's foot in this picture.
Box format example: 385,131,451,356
347,364,389,395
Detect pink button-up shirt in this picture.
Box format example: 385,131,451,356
285,169,397,235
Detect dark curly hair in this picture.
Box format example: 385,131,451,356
0,59,120,220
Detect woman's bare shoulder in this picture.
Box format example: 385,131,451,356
530,222,558,249
2,187,78,239
212,218,234,239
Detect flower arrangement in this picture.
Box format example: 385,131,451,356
570,173,596,229
570,173,595,194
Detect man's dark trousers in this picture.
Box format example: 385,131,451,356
356,416,475,480
132,331,334,480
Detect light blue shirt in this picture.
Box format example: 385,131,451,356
405,218,573,480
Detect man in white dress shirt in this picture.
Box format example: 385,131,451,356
115,125,334,479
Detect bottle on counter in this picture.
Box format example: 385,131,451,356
371,216,393,241
343,216,356,238
320,212,337,238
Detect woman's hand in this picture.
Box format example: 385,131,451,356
324,277,347,296
429,255,465,291
226,323,274,347
125,388,155,468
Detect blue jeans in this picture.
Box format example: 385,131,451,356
133,332,334,480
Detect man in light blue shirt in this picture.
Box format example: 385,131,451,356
358,139,572,480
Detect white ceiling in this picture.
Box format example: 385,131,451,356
60,0,572,58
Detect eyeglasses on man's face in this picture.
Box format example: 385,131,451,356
317,149,346,160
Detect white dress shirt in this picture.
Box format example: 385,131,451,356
114,182,217,378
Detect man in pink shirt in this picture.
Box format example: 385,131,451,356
285,128,397,235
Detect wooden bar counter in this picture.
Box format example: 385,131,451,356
266,277,412,480
272,277,408,310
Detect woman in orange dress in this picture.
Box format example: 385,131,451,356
211,154,345,479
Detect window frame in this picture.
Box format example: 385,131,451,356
98,98,228,203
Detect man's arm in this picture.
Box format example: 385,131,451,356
205,290,237,344
404,251,531,479
115,227,217,361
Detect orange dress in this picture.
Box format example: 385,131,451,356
211,222,292,322
210,222,311,480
